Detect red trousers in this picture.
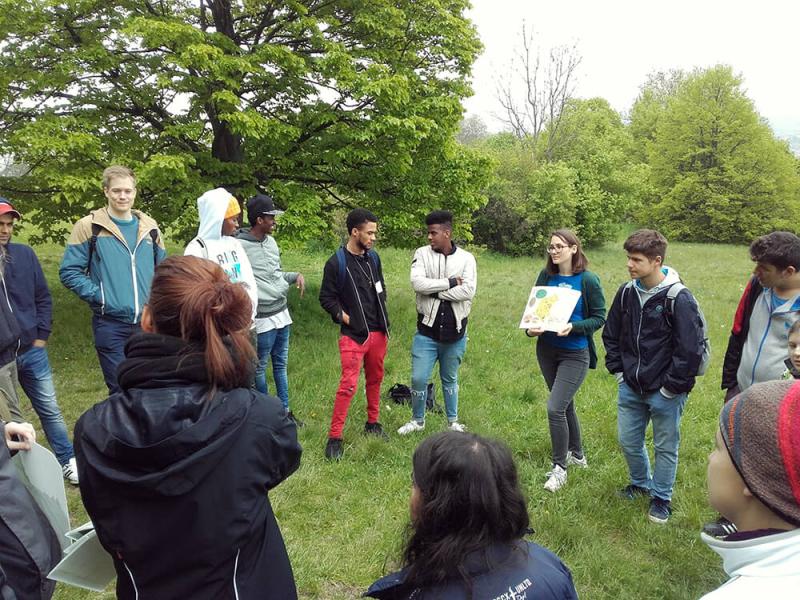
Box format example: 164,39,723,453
328,331,388,439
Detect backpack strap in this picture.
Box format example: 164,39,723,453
86,222,102,275
665,282,686,312
149,229,160,269
195,237,209,260
336,246,347,290
369,250,380,274
620,280,635,310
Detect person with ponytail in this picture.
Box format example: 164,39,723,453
366,431,578,599
74,255,302,600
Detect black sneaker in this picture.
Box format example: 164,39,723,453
702,516,737,538
287,411,304,428
324,438,343,460
364,421,389,440
648,497,672,524
617,484,651,500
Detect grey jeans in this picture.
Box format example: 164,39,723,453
536,342,590,468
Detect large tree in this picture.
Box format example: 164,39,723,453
644,65,800,243
0,0,488,244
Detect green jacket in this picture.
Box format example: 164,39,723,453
533,269,606,369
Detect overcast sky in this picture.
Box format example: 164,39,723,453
463,0,800,135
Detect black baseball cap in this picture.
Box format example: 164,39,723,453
247,193,284,225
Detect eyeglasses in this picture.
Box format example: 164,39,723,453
547,244,573,253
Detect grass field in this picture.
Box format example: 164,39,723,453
14,228,756,599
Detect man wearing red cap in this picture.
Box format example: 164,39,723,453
0,198,79,484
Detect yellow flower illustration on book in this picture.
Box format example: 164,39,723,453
535,293,558,319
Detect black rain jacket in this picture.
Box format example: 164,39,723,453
74,333,302,600
603,281,704,395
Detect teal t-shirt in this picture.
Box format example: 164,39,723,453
541,273,588,350
110,215,140,253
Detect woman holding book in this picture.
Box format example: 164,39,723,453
526,229,606,492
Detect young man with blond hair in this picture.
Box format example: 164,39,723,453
60,166,166,394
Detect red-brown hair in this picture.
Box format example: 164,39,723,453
147,255,254,389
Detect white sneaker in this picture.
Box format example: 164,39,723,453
566,451,588,468
62,457,79,485
397,420,425,435
448,421,466,433
544,464,567,492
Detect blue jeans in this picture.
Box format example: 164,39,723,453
410,332,467,423
617,382,687,502
255,325,290,410
92,314,140,395
16,346,74,465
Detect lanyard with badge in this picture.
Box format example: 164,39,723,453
356,257,383,295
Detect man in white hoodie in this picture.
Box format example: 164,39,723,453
184,188,258,320
602,229,704,525
700,379,800,598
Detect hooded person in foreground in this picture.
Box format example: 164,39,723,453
74,255,302,599
701,379,800,598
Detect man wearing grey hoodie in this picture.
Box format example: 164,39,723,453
603,229,704,525
236,194,304,426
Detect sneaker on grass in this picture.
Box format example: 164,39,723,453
397,420,425,435
364,421,389,440
448,421,466,433
566,451,588,468
544,464,567,492
324,438,343,460
648,497,672,524
62,457,79,486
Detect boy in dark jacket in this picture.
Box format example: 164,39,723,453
319,208,390,460
602,229,704,524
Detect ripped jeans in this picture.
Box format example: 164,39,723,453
410,332,467,424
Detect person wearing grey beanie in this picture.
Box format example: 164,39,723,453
701,379,800,598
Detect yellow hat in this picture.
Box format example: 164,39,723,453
224,196,241,219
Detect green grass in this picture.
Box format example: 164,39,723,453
15,229,752,599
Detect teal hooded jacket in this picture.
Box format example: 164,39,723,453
59,208,166,324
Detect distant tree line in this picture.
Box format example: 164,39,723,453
465,64,800,254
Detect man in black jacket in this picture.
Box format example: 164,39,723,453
602,230,703,525
319,208,390,460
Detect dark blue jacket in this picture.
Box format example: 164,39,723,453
602,277,704,395
0,275,20,368
365,541,578,600
4,242,52,354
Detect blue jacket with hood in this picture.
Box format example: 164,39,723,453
59,208,166,324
